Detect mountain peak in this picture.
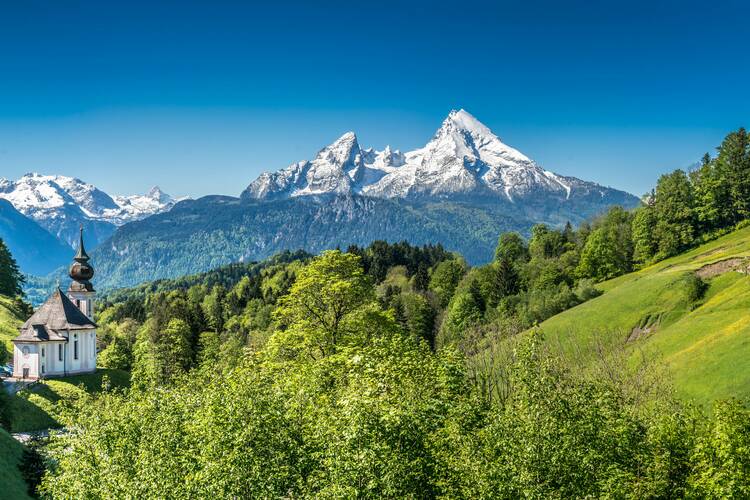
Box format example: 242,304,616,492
146,186,171,203
315,131,361,168
443,109,493,136
242,110,636,205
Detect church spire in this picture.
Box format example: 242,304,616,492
69,226,95,291
74,225,90,262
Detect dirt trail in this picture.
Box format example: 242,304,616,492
695,258,750,279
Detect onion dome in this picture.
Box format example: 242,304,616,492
69,226,95,290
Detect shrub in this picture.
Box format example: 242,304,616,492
683,274,708,308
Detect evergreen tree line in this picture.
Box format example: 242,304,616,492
0,237,24,298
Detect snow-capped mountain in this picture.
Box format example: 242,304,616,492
243,132,408,200
243,109,626,203
0,173,183,248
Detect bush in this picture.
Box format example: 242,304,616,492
683,274,708,308
574,278,603,302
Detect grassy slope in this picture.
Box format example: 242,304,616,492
0,294,23,362
0,427,31,499
0,294,31,498
11,369,131,432
538,225,750,404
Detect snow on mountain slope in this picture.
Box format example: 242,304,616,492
243,109,625,204
243,132,408,200
0,173,183,248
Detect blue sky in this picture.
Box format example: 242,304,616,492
0,0,748,198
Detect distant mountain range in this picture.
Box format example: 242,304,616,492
0,174,183,250
89,110,638,290
2,110,638,290
243,110,624,204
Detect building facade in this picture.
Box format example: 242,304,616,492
12,229,97,379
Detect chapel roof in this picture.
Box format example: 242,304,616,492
14,324,68,342
16,289,97,339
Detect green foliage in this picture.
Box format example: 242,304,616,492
716,127,750,224
0,427,32,500
494,232,529,263
97,318,139,371
272,250,375,359
429,258,468,307
0,386,12,432
688,400,750,497
653,169,695,258
528,223,567,260
0,238,24,297
632,205,658,264
577,206,633,281
132,318,193,387
18,441,45,498
396,292,436,346
438,289,483,348
683,273,708,308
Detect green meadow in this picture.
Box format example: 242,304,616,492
538,225,750,404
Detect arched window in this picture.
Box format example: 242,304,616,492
22,346,30,358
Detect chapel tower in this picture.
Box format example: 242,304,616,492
67,226,96,321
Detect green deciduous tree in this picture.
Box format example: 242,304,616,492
688,400,750,497
428,258,467,308
271,250,374,359
495,232,529,263
653,170,695,258
632,206,658,265
716,128,750,224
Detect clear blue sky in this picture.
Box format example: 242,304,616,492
0,0,748,199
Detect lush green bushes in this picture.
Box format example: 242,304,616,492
41,252,750,497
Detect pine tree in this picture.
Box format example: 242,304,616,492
412,262,429,292
495,257,520,298
0,238,24,297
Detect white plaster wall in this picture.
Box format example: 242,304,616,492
13,343,39,379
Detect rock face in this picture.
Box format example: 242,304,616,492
242,109,634,206
0,174,184,249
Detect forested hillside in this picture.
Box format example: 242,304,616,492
43,244,750,498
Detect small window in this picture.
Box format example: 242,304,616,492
41,365,45,374
74,340,79,360
58,344,63,361
41,347,45,357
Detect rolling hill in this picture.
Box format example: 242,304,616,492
536,224,750,404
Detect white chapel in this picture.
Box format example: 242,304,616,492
12,228,98,379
